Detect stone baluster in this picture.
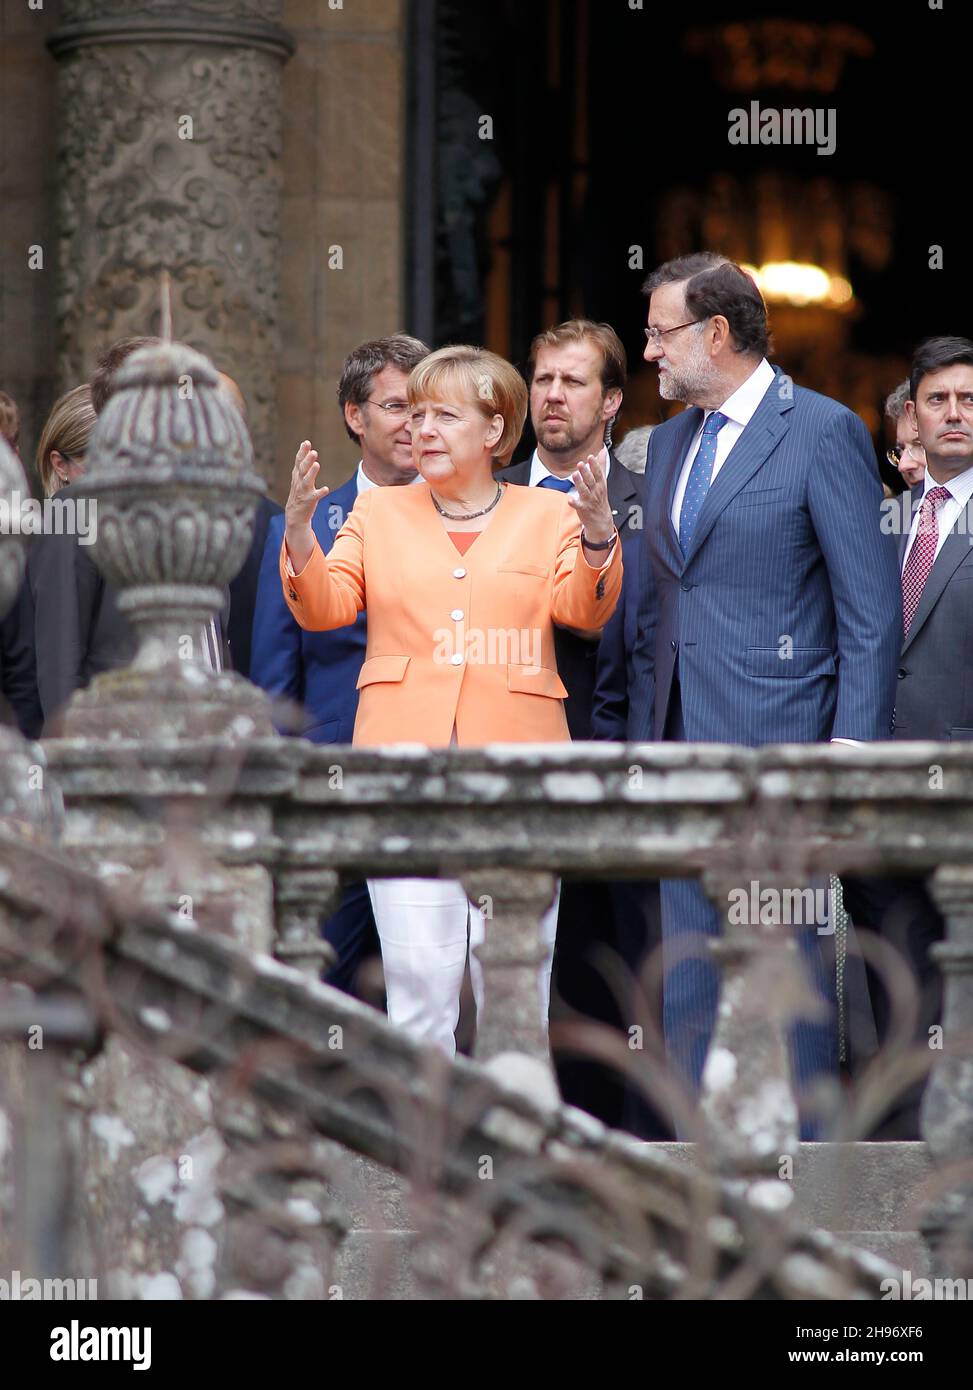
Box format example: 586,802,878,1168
48,1,294,474
273,864,341,979
459,869,558,1092
698,868,820,1177
920,864,973,1279
0,989,98,1288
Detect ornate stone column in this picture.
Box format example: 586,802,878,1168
48,1,294,476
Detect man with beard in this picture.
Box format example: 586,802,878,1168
500,320,640,734
500,320,656,1131
639,253,900,1132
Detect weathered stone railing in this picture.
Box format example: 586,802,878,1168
27,734,973,1287
0,815,899,1299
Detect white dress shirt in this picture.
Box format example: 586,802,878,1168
357,459,424,494
901,466,973,570
670,357,777,530
528,447,611,487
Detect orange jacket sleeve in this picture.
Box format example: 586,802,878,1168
278,489,372,631
550,508,623,631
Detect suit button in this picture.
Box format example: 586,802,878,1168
453,567,467,579
681,581,692,592
450,609,464,621
897,668,907,679
450,653,464,666
670,640,677,651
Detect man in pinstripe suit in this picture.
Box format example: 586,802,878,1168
639,253,901,1126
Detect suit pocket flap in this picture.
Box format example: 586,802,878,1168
356,655,411,689
498,562,550,579
745,646,836,678
507,663,568,698
732,486,785,507
950,728,973,741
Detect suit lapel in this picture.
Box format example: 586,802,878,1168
317,473,359,554
498,458,531,487
683,375,791,564
607,449,639,533
897,485,920,569
902,496,973,653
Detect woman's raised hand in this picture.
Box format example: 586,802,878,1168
569,447,615,545
285,440,331,530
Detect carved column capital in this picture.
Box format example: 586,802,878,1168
50,2,294,61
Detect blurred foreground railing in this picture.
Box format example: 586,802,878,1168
1,734,969,1295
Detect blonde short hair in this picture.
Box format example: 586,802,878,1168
407,345,527,468
36,384,96,497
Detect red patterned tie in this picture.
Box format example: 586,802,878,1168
901,485,951,636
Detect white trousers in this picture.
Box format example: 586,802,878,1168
367,877,559,1057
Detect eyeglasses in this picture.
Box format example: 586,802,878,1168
365,399,410,417
886,442,926,469
643,319,704,347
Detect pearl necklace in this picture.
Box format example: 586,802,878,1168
430,481,503,521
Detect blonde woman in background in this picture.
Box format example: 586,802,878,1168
26,384,136,730
35,383,93,496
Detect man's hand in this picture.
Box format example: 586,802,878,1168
285,440,330,573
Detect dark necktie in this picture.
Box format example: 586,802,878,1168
539,475,574,493
901,484,950,636
678,410,728,555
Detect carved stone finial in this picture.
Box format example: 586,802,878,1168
62,340,273,739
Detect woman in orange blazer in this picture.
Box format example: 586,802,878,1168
281,345,622,1056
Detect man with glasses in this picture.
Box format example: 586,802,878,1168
885,379,927,490
250,333,428,1000
637,253,901,1135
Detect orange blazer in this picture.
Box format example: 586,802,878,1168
279,480,622,747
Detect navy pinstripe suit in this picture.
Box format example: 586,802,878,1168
642,366,901,1115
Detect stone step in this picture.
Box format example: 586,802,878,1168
832,1232,930,1280
334,1145,936,1298
652,1141,932,1233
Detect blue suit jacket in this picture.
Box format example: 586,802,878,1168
642,368,900,744
591,502,656,742
250,472,366,743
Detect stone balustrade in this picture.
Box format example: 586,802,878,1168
32,733,973,1284
0,823,900,1299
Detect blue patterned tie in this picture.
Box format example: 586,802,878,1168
539,475,575,493
678,410,728,555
